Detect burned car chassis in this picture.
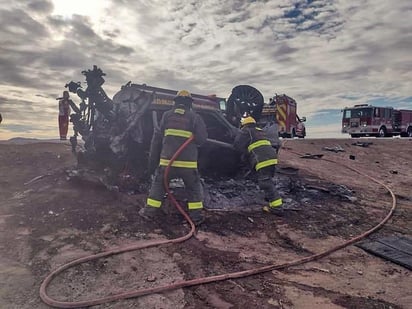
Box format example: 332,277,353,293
66,66,277,186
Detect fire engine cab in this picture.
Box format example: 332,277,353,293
341,104,412,137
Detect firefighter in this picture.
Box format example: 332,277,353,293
233,116,283,212
58,91,72,140
140,90,208,224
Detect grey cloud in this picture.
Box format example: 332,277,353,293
113,46,135,55
27,0,53,13
273,43,298,56
0,55,30,86
1,0,412,139
227,12,250,24
4,124,36,133
70,15,98,38
0,99,55,124
47,15,135,57
60,17,136,57
0,8,138,91
47,15,68,28
0,8,49,42
44,46,88,68
0,8,52,88
0,45,77,90
102,29,121,39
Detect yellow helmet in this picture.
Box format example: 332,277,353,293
240,116,256,126
174,89,193,108
175,90,192,98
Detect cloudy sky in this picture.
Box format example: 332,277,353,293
0,0,411,139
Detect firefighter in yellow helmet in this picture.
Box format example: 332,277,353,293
140,90,208,224
234,116,283,212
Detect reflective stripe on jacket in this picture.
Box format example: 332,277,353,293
149,106,207,169
234,125,278,171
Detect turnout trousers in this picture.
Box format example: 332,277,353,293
146,166,204,210
257,165,282,208
58,115,69,139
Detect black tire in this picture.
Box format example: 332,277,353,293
226,85,264,126
378,126,387,137
408,127,412,137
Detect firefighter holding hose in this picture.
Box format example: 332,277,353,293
234,116,283,213
140,90,208,224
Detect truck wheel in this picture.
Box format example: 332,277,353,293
378,127,387,137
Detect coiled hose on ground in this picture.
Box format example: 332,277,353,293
40,138,397,308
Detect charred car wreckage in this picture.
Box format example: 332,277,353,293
65,67,354,212
64,67,355,212
66,66,280,186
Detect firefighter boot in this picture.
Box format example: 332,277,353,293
139,206,160,221
263,196,283,216
263,205,284,216
189,209,204,225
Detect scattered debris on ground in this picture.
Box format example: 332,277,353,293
300,153,324,159
356,235,412,270
0,138,411,309
352,141,373,147
322,145,345,152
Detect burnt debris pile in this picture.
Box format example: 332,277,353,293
66,66,153,183
202,167,357,212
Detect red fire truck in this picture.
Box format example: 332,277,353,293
341,104,412,137
260,94,306,138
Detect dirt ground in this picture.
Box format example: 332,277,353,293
0,138,411,309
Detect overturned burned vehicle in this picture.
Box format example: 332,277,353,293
66,66,279,185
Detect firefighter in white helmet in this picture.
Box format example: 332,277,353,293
234,116,283,212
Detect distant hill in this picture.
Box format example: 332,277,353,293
0,137,63,145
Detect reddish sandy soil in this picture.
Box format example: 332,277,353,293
0,138,411,309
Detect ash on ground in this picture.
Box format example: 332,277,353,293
66,165,356,215
203,166,356,212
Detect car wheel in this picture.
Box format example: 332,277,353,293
226,85,264,124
